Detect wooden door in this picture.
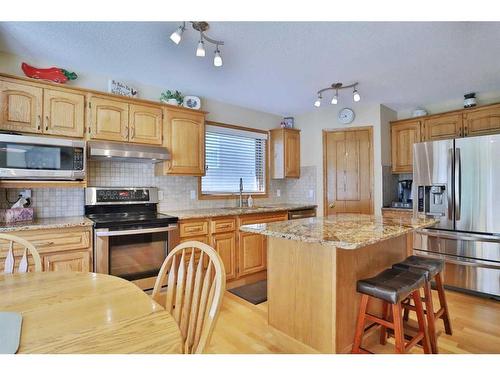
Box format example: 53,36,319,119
43,251,91,272
423,113,463,141
391,120,421,173
129,104,162,145
238,231,266,276
212,232,237,280
88,96,129,141
163,108,205,175
43,89,85,137
0,80,43,133
324,128,373,216
284,129,301,178
464,104,500,137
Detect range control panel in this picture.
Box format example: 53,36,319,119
96,189,150,203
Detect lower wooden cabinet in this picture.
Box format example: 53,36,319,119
43,251,90,272
237,231,266,276
212,231,237,280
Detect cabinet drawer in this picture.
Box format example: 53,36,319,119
211,218,236,234
238,212,288,226
179,220,209,237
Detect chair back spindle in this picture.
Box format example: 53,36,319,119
1,234,41,274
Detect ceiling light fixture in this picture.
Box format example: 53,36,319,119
169,22,225,67
314,82,360,108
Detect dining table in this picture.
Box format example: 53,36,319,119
0,271,183,354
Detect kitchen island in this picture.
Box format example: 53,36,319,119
239,214,436,353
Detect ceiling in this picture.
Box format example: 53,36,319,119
1,22,500,116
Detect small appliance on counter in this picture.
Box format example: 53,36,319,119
85,187,178,290
391,179,413,209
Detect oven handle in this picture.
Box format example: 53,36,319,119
95,224,178,237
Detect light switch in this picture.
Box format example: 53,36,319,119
308,189,314,199
276,189,281,197
158,191,164,200
190,190,196,200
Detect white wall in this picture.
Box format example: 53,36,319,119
295,103,386,216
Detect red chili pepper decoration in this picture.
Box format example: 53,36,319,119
21,62,78,84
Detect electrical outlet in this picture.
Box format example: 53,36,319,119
276,189,281,197
308,189,314,199
21,189,31,199
158,190,164,200
190,190,196,200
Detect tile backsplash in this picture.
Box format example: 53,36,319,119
0,162,317,218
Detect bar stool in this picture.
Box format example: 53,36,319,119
352,268,431,354
391,256,452,354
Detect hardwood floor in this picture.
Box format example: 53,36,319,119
207,289,500,354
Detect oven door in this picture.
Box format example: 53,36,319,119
94,225,178,289
0,134,85,180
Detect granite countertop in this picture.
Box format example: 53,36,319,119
161,203,317,220
0,216,94,232
239,213,436,250
382,207,413,212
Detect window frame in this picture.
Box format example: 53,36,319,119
198,121,270,200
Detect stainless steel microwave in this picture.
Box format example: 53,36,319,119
0,133,86,180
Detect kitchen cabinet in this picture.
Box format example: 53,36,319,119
43,89,85,137
88,96,129,142
270,128,301,178
158,107,206,176
0,80,43,134
129,104,163,145
0,226,93,272
423,112,463,140
463,103,500,137
391,119,422,173
212,232,237,280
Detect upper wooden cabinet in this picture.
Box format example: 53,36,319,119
88,96,129,142
159,107,206,176
463,103,500,137
423,112,463,141
391,119,421,173
0,80,43,133
129,104,163,145
43,89,85,137
270,128,301,179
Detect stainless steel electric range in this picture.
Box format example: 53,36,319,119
85,187,179,290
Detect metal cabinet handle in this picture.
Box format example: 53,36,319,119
45,116,49,131
131,126,135,139
37,115,41,130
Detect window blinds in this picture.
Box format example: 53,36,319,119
201,126,267,195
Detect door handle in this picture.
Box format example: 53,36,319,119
329,202,335,208
45,116,49,131
455,148,461,221
37,115,41,130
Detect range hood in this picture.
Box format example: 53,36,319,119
88,141,170,163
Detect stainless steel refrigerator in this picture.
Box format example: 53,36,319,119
412,133,500,298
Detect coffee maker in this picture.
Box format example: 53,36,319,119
392,180,413,208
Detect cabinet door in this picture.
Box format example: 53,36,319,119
238,231,266,276
43,251,90,272
423,113,463,141
88,96,129,141
284,129,300,178
464,104,500,137
43,89,85,137
391,120,421,173
163,108,205,175
0,80,42,133
129,104,162,145
212,232,237,280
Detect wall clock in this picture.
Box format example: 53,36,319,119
338,108,355,124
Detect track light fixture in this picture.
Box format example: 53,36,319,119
314,82,360,107
169,22,225,67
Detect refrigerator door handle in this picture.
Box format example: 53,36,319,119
447,148,454,220
455,147,461,221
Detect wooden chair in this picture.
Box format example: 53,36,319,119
152,241,226,354
1,233,41,273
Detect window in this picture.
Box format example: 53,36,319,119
201,123,268,197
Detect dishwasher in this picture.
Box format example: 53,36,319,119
288,207,317,220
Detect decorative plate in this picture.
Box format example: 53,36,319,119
338,108,355,124
183,96,201,110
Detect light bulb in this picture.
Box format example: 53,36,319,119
314,95,322,107
196,40,206,57
331,94,338,105
353,89,361,102
170,26,184,45
214,48,223,67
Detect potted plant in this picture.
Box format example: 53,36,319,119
160,90,184,106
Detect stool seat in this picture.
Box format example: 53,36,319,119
357,268,427,304
392,255,444,280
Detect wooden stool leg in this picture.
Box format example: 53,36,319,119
423,281,439,353
435,273,452,335
412,290,431,354
352,294,369,354
380,301,389,345
392,302,405,353
403,306,410,322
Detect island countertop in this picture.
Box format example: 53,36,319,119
239,213,436,249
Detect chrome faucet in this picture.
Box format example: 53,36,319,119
238,178,244,208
